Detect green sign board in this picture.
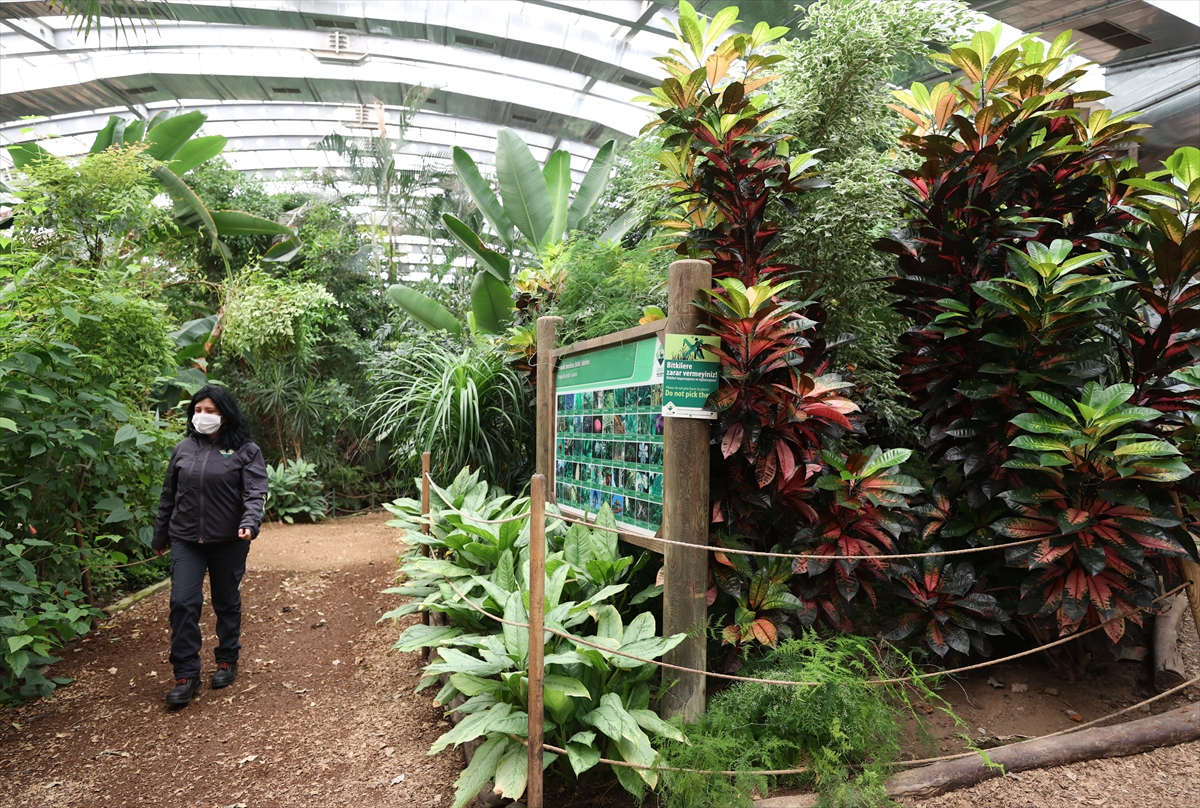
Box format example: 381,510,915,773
662,333,719,419
555,336,665,534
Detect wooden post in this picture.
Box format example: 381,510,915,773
536,316,563,500
420,451,431,537
661,259,712,722
1182,559,1200,645
526,474,547,808
420,451,432,631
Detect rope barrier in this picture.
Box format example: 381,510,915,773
437,575,1189,689
84,555,163,573
556,512,1048,561
511,672,1200,777
414,471,1200,792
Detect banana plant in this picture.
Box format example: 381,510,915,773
387,128,616,335
6,109,299,265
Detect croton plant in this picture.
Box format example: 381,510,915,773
883,27,1200,648
639,4,1198,661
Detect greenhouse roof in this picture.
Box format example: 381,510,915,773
0,0,688,180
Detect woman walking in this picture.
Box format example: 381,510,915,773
152,386,269,708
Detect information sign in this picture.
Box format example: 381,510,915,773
554,336,665,534
662,333,719,419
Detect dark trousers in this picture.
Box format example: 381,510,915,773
168,538,250,680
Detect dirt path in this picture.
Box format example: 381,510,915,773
3,513,1199,808
0,513,465,808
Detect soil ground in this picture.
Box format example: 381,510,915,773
1,513,1198,808
0,513,464,808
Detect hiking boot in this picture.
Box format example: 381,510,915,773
211,661,238,689
165,678,201,707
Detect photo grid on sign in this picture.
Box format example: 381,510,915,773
554,383,665,532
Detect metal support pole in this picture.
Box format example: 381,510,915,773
526,474,547,808
661,258,713,721
536,316,563,500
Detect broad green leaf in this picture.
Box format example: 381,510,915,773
430,702,514,754
90,116,120,152
394,623,463,652
262,235,303,263
492,742,527,799
168,135,228,175
424,647,508,679
113,424,139,444
386,285,462,334
496,127,553,248
1029,391,1077,420
449,735,509,808
629,708,685,742
861,448,912,477
6,142,56,168
7,635,34,653
1011,435,1072,452
121,118,146,144
502,591,529,665
542,150,572,244
0,418,17,433
567,140,615,231
566,730,600,775
1113,440,1181,458
209,210,293,236
151,164,219,252
442,214,511,281
544,674,590,699
144,110,207,160
1165,145,1200,187
452,146,515,249
470,271,514,334
448,672,503,697
1011,413,1075,434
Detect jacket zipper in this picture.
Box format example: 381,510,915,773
196,438,211,543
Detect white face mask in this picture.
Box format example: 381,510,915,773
192,412,223,435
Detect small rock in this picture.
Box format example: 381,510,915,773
107,667,118,675
332,659,341,666
1067,711,1083,722
383,746,395,757
1010,683,1028,693
986,676,1004,688
1044,687,1060,696
390,775,406,785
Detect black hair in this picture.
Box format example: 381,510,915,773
185,385,253,451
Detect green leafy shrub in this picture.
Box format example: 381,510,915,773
265,458,329,523
384,468,681,805
549,239,669,345
658,633,944,808
364,339,534,493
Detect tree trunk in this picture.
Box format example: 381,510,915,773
1153,592,1187,693
754,702,1200,808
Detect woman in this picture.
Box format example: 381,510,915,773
152,386,269,708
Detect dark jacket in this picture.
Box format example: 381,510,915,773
152,435,269,550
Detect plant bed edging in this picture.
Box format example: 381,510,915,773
753,702,1200,808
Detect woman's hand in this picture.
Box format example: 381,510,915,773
155,548,165,558
238,528,253,541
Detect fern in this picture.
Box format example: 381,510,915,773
659,633,950,808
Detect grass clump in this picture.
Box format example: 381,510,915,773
659,633,942,808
